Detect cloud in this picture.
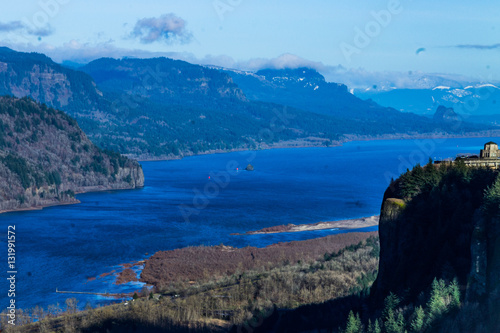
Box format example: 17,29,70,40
323,67,478,91
0,40,196,64
131,13,192,44
238,54,326,72
0,21,24,32
0,20,54,37
27,25,54,37
454,43,500,50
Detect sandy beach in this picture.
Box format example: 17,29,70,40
232,215,379,235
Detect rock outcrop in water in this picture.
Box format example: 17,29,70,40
0,96,144,213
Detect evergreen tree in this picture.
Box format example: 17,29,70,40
448,278,461,309
385,309,405,333
410,306,425,332
374,319,381,333
482,175,500,218
427,279,447,325
383,292,400,321
345,311,362,333
397,311,405,331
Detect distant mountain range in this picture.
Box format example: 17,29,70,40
0,47,494,159
355,84,500,122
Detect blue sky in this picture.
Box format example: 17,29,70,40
0,0,498,83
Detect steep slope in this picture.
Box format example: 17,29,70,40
0,96,144,213
0,46,108,114
372,161,500,330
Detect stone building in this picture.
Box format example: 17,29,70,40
480,141,500,159
463,142,500,169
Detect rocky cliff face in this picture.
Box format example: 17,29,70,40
0,96,144,213
0,47,106,113
372,162,500,328
466,212,500,322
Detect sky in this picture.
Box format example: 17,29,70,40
0,0,499,85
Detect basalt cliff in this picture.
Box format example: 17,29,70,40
372,161,500,331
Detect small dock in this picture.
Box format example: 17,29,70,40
56,288,130,297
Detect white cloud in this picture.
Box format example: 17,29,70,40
0,21,24,32
323,67,478,91
238,53,326,72
0,20,54,37
130,13,192,44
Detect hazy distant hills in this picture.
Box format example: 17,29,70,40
0,47,493,159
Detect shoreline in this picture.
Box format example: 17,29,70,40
0,199,82,215
231,215,379,235
0,185,144,215
135,131,500,162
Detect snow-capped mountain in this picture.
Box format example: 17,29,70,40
354,83,500,117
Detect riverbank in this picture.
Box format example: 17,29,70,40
134,130,500,161
0,184,144,215
0,198,81,214
231,215,379,235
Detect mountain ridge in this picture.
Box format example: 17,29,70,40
0,47,495,160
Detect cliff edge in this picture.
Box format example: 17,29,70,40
372,160,500,330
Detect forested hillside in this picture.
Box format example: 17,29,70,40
0,96,144,212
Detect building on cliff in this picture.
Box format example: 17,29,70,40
462,142,500,169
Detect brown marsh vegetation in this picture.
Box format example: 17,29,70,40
1,232,379,332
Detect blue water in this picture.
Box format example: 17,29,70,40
0,137,497,311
